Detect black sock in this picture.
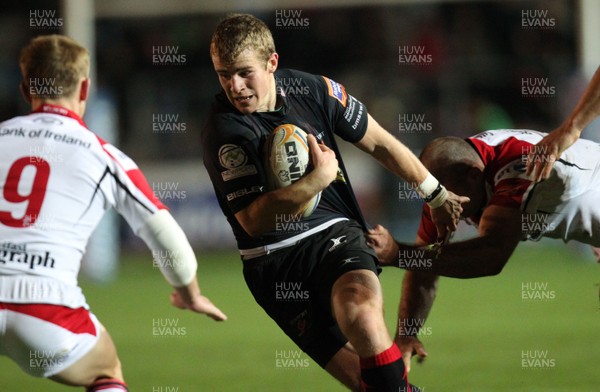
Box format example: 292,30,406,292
360,343,416,392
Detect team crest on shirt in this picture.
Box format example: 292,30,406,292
33,116,62,125
494,159,529,184
218,144,257,181
322,77,347,107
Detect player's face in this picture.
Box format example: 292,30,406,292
212,50,278,114
450,169,487,218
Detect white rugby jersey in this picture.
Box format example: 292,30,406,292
419,129,600,246
0,104,166,307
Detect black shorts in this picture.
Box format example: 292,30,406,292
242,220,380,368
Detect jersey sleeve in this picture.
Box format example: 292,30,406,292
319,76,369,143
468,132,537,210
202,116,266,215
97,139,167,234
489,178,534,209
417,204,438,244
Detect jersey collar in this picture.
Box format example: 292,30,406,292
32,104,88,128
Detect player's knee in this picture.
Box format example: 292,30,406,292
332,289,383,333
332,270,382,303
104,356,123,380
351,305,384,333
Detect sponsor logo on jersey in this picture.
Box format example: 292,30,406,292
342,95,364,130
219,144,258,181
328,235,347,252
226,186,263,201
1,127,92,149
0,242,56,270
322,77,347,107
341,256,361,265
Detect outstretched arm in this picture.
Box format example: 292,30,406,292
369,205,522,278
396,268,438,372
368,205,521,369
138,209,227,321
366,228,439,371
527,65,600,182
356,114,470,239
171,276,227,321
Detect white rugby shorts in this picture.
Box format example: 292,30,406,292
0,303,100,377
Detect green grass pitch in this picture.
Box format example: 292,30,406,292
1,243,597,391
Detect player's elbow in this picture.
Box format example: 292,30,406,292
240,220,266,238
481,261,506,277
478,255,509,277
235,209,267,238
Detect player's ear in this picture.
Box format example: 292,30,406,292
79,78,90,101
267,52,279,73
20,81,32,104
466,166,484,185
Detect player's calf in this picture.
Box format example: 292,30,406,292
331,270,415,391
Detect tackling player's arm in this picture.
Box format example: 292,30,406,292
355,114,470,238
367,226,438,371
370,205,522,278
527,65,600,181
235,134,338,237
414,205,521,278
397,235,438,372
369,205,521,369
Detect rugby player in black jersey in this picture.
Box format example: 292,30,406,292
202,14,468,391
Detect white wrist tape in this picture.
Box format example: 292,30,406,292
416,173,448,209
427,185,448,209
416,173,438,197
137,209,197,287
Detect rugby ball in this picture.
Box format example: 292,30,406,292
266,124,321,217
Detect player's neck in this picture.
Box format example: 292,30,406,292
267,79,282,112
31,98,85,118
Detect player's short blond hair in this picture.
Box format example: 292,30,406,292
19,34,89,99
210,14,276,66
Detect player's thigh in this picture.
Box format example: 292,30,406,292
50,321,123,386
324,342,361,392
1,303,109,383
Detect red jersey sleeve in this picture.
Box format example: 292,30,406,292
417,204,438,244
